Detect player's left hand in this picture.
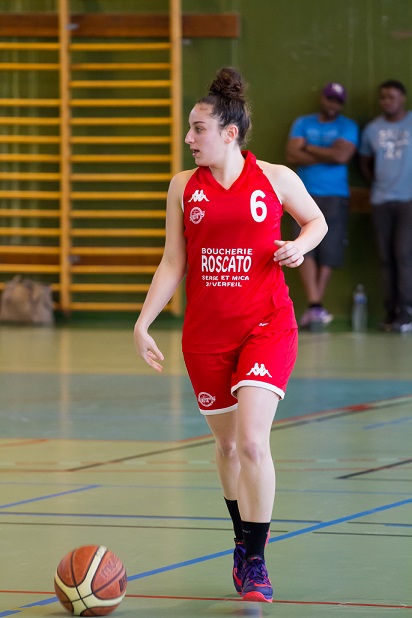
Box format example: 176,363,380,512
273,239,304,268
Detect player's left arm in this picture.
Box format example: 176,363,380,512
259,161,328,268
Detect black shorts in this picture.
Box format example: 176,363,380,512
292,195,349,268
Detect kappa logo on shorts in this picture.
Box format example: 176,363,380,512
198,391,216,407
189,189,209,203
246,363,272,378
189,206,205,224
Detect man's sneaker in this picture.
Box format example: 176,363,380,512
232,540,246,595
241,555,273,603
392,321,412,333
392,307,412,333
299,306,333,329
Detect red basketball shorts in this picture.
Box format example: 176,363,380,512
183,325,298,415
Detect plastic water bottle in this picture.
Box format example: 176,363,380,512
351,284,367,331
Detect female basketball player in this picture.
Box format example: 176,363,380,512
134,67,327,603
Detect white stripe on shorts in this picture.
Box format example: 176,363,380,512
199,403,238,416
231,379,285,400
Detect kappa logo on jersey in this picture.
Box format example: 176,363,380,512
189,189,209,203
198,391,216,407
246,363,272,378
189,206,205,224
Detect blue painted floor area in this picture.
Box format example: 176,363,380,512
1,372,412,441
279,376,412,420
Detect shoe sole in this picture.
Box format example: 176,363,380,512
242,591,272,603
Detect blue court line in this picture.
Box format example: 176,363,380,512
126,496,412,581
0,485,100,510
1,496,411,616
363,416,412,430
0,597,56,617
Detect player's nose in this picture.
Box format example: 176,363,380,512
185,129,194,144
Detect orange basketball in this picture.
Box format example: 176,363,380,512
54,545,127,616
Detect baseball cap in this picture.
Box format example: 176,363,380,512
322,82,346,103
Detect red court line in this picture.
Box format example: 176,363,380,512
1,590,410,609
0,439,48,448
0,590,52,595
127,594,412,608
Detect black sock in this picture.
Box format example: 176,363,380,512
242,521,270,560
309,303,322,309
224,498,243,540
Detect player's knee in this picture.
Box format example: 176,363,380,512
237,436,266,465
216,437,237,460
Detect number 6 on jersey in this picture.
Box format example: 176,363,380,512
250,190,267,222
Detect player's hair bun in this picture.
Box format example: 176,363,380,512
208,67,247,103
197,66,251,147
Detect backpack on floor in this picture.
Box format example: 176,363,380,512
0,276,55,326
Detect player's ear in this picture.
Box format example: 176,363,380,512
224,124,239,143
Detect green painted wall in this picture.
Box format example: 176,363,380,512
181,0,412,325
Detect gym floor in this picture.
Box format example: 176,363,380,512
0,324,411,617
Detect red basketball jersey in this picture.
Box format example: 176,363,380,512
182,151,296,353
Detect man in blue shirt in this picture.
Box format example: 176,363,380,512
359,80,412,333
286,83,359,328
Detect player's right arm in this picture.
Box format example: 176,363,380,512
133,170,193,371
259,161,328,268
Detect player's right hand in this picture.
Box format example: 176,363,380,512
134,326,164,372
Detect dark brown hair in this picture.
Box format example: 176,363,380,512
198,67,251,147
379,79,407,95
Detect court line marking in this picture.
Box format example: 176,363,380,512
1,519,409,537
315,531,412,538
350,477,412,482
1,496,411,616
56,394,412,473
363,415,412,429
352,521,412,528
66,439,216,472
0,511,321,524
0,592,410,611
1,393,410,469
0,439,48,449
0,484,410,522
1,478,412,498
1,479,411,498
0,485,100,510
337,458,412,480
126,496,412,583
127,594,412,609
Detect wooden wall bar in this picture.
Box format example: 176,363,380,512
0,14,240,39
